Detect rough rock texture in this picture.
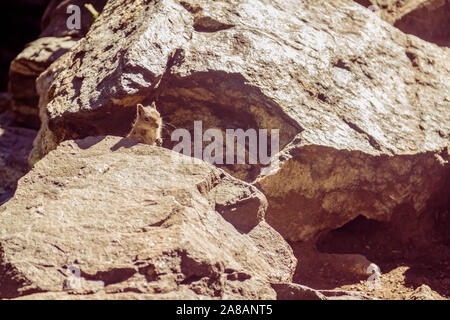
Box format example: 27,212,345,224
0,135,295,299
355,0,450,46
40,0,108,39
8,0,107,128
406,284,442,299
257,145,449,243
0,112,37,205
28,0,449,245
290,242,375,290
9,37,78,128
355,0,428,24
272,283,326,300
272,282,373,300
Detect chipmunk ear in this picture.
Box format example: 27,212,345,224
137,104,145,115
151,102,157,109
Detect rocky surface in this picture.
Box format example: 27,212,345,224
0,135,295,299
355,0,428,24
0,0,448,300
28,0,449,244
8,0,107,128
257,145,449,243
9,37,78,128
406,284,443,299
355,0,450,46
0,112,37,205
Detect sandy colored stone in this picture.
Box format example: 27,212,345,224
0,135,295,299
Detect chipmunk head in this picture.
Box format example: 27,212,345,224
137,103,161,128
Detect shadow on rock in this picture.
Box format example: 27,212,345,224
0,111,37,205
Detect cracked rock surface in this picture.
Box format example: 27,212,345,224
0,135,295,299
28,0,449,243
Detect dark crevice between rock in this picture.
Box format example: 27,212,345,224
342,118,382,152
81,267,137,286
394,1,450,47
0,0,50,91
180,275,203,285
354,0,373,7
152,69,302,182
193,16,235,33
316,194,450,297
48,102,137,143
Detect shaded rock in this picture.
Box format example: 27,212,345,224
8,0,107,128
318,289,373,300
394,0,450,47
40,0,108,38
272,283,326,300
355,0,450,46
0,135,295,299
272,282,373,300
256,145,450,243
291,242,373,289
0,111,37,205
9,37,78,128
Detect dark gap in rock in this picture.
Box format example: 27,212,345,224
193,16,235,33
180,275,203,285
81,267,136,286
354,0,373,8
394,1,450,47
49,102,137,143
153,71,301,182
0,0,51,92
316,213,450,297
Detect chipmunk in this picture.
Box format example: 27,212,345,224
127,102,163,146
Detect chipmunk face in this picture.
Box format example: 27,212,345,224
137,104,161,128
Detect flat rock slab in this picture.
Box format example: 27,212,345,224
0,135,295,299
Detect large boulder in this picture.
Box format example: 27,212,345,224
28,0,449,244
8,0,107,128
0,135,295,299
8,37,78,128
